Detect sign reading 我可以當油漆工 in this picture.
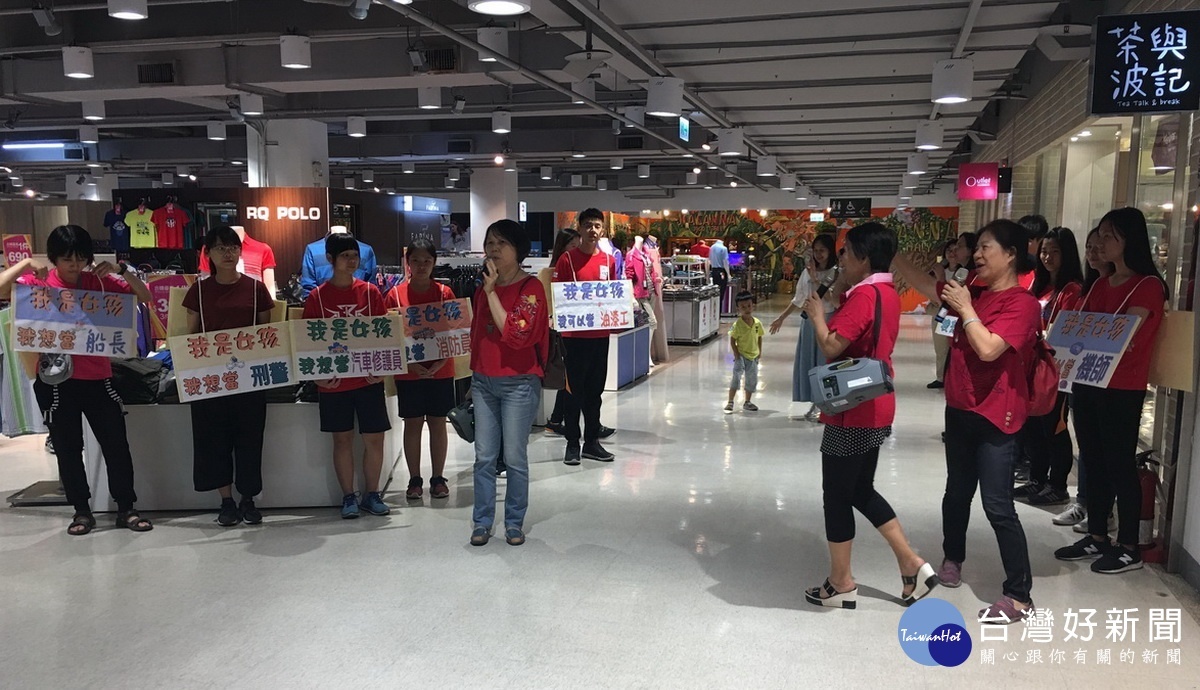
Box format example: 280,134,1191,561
1046,310,1141,392
168,323,293,402
289,314,407,381
397,299,471,364
11,284,137,357
551,280,634,332
1091,10,1200,115
2,235,33,269
830,198,872,219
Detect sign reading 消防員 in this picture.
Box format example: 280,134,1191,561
1046,310,1141,392
398,299,471,364
830,198,872,219
289,314,407,380
11,284,137,357
1091,10,1200,115
168,323,293,402
551,280,634,332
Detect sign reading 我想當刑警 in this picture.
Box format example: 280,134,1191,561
289,314,407,380
1091,10,1200,115
551,280,634,332
11,284,137,357
168,323,293,402
398,299,471,364
1046,310,1141,392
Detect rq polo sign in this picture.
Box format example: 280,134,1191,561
244,206,323,221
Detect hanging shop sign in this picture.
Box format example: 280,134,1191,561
551,280,635,332
397,299,472,364
2,235,33,269
169,323,293,402
957,162,1000,201
11,284,137,356
830,198,872,219
678,116,690,142
1046,310,1140,392
1091,10,1200,115
289,314,407,380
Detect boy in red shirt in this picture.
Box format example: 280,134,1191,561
302,233,392,519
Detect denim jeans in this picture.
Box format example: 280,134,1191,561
730,355,758,392
942,407,1033,603
472,373,541,530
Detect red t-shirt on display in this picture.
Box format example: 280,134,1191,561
552,246,618,339
469,278,548,378
150,205,189,249
820,277,901,429
942,283,1041,434
302,278,387,393
17,270,132,380
690,243,711,258
385,281,458,382
199,235,277,283
1079,275,1166,391
182,275,274,332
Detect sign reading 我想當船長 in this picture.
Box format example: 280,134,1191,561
168,323,293,402
397,299,471,364
551,280,634,332
289,314,407,381
11,284,137,357
1091,10,1200,115
1046,310,1141,392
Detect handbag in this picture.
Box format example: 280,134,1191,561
808,285,894,415
447,397,475,443
37,352,74,386
541,330,568,390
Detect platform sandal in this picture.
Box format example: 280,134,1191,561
804,579,857,609
900,562,938,606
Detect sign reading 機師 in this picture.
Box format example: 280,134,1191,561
1046,310,1140,392
551,280,634,332
169,323,293,402
289,314,407,380
1091,10,1200,115
398,299,471,364
11,284,136,357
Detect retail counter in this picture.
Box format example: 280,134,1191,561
662,285,721,344
605,325,650,391
82,397,402,511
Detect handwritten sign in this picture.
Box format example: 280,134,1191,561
2,235,32,269
1046,310,1141,392
146,274,193,339
551,280,634,332
168,323,293,402
289,315,407,381
398,299,471,364
11,284,137,357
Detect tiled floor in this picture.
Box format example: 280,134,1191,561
2,298,1198,688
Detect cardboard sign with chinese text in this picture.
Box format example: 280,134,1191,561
1046,310,1141,392
397,299,472,364
289,314,407,381
168,323,293,402
11,284,137,357
551,280,634,332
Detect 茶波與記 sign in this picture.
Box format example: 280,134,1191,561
289,314,407,380
168,323,293,402
551,280,634,332
1091,10,1200,114
397,299,471,364
11,284,137,357
1046,310,1140,392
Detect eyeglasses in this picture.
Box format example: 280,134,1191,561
210,245,241,255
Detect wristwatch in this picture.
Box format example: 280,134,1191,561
117,262,128,276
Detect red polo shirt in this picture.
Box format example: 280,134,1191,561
820,276,900,429
385,281,458,382
1079,275,1165,391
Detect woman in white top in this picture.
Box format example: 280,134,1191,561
769,233,840,420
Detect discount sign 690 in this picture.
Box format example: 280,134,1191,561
2,235,32,269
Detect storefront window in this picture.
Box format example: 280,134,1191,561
1135,114,1182,278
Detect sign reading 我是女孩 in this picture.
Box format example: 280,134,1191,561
289,314,407,381
1091,10,1200,115
168,323,293,402
397,299,471,364
1046,310,1141,392
11,284,137,357
551,280,634,332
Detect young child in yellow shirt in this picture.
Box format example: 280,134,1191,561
725,291,765,413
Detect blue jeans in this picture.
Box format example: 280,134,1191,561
730,355,759,392
472,373,541,530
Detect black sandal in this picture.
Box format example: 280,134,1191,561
116,510,153,532
68,513,96,536
804,578,858,609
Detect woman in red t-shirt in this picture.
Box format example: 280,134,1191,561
894,219,1041,624
800,223,936,611
385,239,458,501
1053,208,1168,575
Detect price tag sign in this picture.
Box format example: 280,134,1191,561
2,235,33,269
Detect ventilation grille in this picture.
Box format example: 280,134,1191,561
616,135,644,150
137,62,177,85
425,48,458,73
447,139,474,155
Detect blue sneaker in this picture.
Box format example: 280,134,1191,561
340,493,360,519
360,491,391,516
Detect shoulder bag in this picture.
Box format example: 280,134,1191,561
807,285,894,415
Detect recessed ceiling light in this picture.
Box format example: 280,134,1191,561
467,1,530,16
1078,130,1092,137
107,0,148,20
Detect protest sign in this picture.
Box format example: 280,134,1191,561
550,280,634,332
11,283,136,357
1046,310,1140,392
398,298,471,363
168,323,293,402
289,314,407,381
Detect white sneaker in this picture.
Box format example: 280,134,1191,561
1053,502,1086,526
723,402,734,415
1073,511,1117,534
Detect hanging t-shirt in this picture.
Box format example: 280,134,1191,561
181,275,274,332
385,281,458,382
124,207,156,248
199,235,277,283
104,208,130,253
151,205,190,250
17,270,133,380
302,279,387,393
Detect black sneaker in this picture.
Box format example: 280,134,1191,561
564,445,582,466
1014,464,1031,483
1012,482,1044,501
597,425,616,439
544,421,565,436
239,497,262,525
1091,545,1143,574
1054,535,1109,561
582,442,615,462
217,499,241,527
45,437,56,455
926,380,944,389
1028,486,1071,506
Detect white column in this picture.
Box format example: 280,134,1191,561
469,167,518,252
247,120,329,188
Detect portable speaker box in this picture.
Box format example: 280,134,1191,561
809,358,894,415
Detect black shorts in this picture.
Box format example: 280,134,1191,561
396,377,456,419
318,382,391,434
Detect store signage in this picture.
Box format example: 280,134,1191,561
551,280,635,332
957,162,1000,200
2,235,32,269
809,212,825,222
169,323,294,402
1046,310,1140,392
403,196,449,214
679,116,690,142
830,198,872,219
11,284,137,357
1091,10,1200,115
244,206,322,221
519,201,527,222
146,274,193,339
397,298,472,364
289,314,407,380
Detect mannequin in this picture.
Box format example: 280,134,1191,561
625,235,657,369
198,224,278,296
300,225,377,299
645,236,669,363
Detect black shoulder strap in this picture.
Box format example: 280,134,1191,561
871,285,883,359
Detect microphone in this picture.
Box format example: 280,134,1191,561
935,267,970,323
801,270,838,320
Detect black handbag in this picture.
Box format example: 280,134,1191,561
447,397,475,443
541,330,567,390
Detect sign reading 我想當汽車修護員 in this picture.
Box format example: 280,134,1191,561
830,198,872,219
1091,10,1200,115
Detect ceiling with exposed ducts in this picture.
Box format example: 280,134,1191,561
0,0,1112,202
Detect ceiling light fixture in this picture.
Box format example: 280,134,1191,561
610,157,624,170
2,142,64,150
467,1,531,16
504,159,517,172
347,116,367,138
597,179,608,191
540,166,553,180
915,120,944,150
239,94,264,116
494,154,505,165
280,34,311,69
570,174,583,187
62,46,94,79
207,121,226,141
899,185,912,200
82,101,106,121
107,0,148,20
624,106,645,127
645,76,684,117
492,109,512,134
418,86,442,110
188,174,197,182
402,162,415,174
362,169,374,183
345,177,356,189
906,152,929,175
638,163,650,178
452,96,466,114
931,57,973,104
161,172,173,185
572,78,595,105
718,128,744,157
444,177,455,188
476,27,509,62
79,125,99,144
1078,130,1092,137
903,173,919,189
32,5,62,36
408,47,425,69
756,155,777,177
685,172,698,185
571,150,586,159
449,167,461,181
779,173,796,191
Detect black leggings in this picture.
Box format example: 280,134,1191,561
1073,384,1146,546
1024,391,1073,492
822,447,897,543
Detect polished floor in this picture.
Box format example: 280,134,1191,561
2,297,1199,688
